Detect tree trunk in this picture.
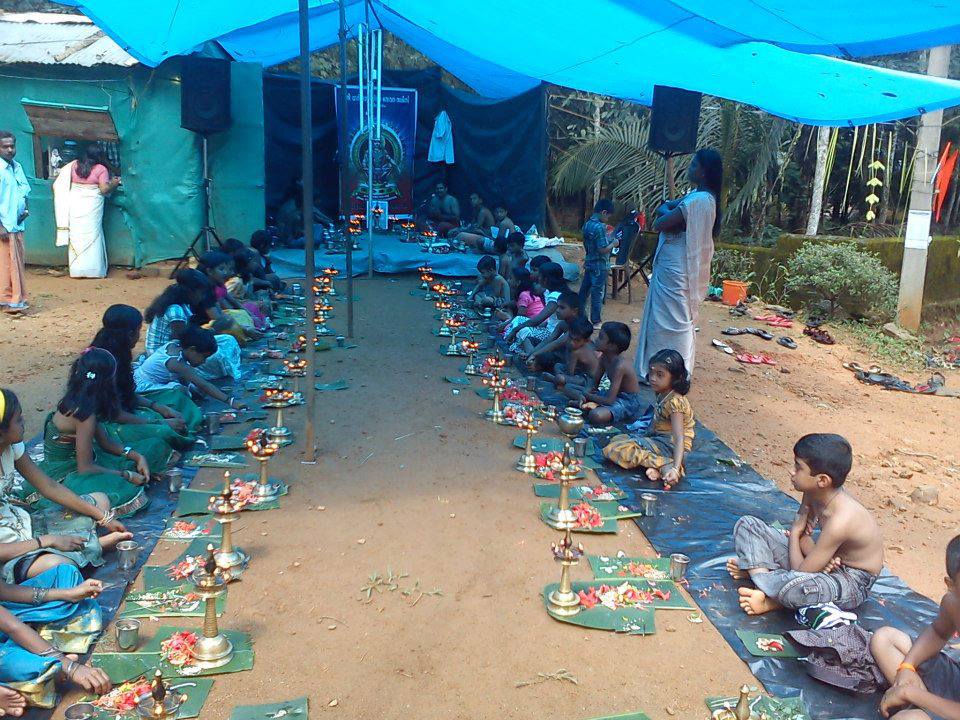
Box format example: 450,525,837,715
805,125,831,235
591,97,602,208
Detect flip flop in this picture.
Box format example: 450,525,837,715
777,337,797,349
767,317,794,328
915,372,947,394
729,302,750,317
736,353,776,366
712,339,734,354
722,327,748,336
747,328,774,340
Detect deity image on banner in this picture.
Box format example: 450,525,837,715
349,126,404,203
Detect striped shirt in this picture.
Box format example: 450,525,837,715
145,304,192,356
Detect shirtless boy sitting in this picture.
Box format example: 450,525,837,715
727,433,884,615
870,535,960,720
579,321,644,426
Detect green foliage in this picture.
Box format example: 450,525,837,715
754,263,792,307
840,320,925,369
711,248,756,285
784,242,898,320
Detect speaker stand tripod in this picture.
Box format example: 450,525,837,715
171,135,223,276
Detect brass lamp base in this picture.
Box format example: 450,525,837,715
192,633,234,670
545,506,576,530
215,547,249,578
547,587,581,617
516,453,537,473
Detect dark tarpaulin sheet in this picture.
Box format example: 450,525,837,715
530,381,947,720
263,70,547,229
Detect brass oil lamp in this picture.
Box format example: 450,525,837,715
516,409,542,473
547,530,584,617
190,545,234,667
544,445,582,529
462,340,481,374
209,473,249,580
245,429,281,502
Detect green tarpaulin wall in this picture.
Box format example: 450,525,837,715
0,59,264,267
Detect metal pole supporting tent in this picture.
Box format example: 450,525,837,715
298,0,317,461
339,0,355,338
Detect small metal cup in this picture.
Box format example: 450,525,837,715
336,335,346,348
115,618,141,651
669,553,690,581
167,467,184,493
64,703,97,720
526,376,537,392
640,492,657,516
116,540,140,572
573,437,588,458
204,412,220,436
291,283,302,296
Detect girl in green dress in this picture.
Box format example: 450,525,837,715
90,304,202,447
19,349,168,517
1,388,132,583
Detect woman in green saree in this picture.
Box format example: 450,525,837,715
17,349,167,517
90,304,202,448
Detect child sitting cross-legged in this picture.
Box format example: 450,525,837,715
523,290,581,365
577,321,644,427
727,433,884,616
603,349,694,489
541,316,601,400
467,255,509,310
870,535,960,720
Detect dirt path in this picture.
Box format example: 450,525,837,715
2,267,957,719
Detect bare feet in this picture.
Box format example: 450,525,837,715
99,531,133,551
737,587,781,615
645,467,662,482
726,558,749,581
0,686,26,717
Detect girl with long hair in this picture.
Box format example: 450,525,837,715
13,350,167,517
504,261,570,352
635,147,722,380
143,269,243,382
90,304,201,448
196,251,265,339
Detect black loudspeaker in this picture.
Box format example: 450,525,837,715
648,85,701,155
180,57,231,134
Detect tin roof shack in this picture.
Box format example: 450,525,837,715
0,12,264,266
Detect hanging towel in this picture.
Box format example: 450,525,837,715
428,110,455,163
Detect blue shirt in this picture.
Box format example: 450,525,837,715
0,157,30,233
581,213,612,264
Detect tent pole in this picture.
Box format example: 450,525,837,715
366,4,375,278
298,0,317,462
338,0,354,337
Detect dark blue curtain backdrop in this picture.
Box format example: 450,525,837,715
263,68,547,230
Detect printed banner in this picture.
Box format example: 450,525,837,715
336,85,418,215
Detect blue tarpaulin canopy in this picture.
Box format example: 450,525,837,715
59,0,960,124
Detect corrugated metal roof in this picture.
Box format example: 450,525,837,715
0,12,137,67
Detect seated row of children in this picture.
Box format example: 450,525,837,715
469,240,954,718
0,234,277,709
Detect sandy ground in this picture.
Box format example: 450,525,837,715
2,266,957,719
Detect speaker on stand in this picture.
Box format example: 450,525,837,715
172,57,232,275
648,85,702,201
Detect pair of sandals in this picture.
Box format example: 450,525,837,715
722,326,774,341
735,352,777,366
803,323,835,345
714,337,795,354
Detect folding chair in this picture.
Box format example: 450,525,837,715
609,230,658,303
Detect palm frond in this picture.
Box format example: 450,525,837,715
724,116,790,223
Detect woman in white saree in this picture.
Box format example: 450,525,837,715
634,148,722,381
53,144,120,279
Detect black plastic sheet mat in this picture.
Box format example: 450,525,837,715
529,379,945,720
